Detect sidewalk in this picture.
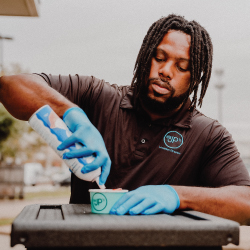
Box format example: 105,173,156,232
0,190,69,250
223,226,250,250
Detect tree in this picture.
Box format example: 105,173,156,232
0,63,29,77
0,103,46,162
0,107,13,143
0,63,47,163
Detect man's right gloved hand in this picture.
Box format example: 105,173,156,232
57,107,111,186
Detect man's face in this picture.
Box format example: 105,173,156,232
139,30,191,116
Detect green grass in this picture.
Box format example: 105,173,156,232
0,218,14,226
25,187,71,200
0,186,71,200
0,187,71,226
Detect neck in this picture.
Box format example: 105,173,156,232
140,101,183,121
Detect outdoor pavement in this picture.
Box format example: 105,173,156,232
0,187,249,250
0,186,69,250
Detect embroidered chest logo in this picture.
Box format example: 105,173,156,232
159,131,183,155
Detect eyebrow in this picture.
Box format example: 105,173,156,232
156,48,190,62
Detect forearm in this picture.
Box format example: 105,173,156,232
0,74,77,120
173,185,250,224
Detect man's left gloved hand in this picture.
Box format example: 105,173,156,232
110,185,180,215
57,107,111,186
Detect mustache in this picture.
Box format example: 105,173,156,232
148,77,173,92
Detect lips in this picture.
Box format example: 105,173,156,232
151,83,170,95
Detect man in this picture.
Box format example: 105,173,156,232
1,14,250,223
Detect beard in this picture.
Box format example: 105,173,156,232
138,78,189,116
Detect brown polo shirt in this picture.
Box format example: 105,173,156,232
38,73,250,204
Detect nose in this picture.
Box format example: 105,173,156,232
158,61,174,80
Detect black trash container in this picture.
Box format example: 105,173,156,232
11,204,239,250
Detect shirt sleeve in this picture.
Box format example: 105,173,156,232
199,121,250,187
36,73,126,132
37,73,105,107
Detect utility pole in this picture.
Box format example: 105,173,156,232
214,69,225,123
0,35,13,76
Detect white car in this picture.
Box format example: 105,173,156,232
23,162,44,186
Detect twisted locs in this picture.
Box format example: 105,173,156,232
131,14,213,110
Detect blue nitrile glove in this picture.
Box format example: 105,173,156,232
57,107,111,185
110,185,180,215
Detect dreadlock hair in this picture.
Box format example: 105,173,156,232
131,14,213,111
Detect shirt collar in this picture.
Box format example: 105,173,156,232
120,86,192,129
120,86,134,109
